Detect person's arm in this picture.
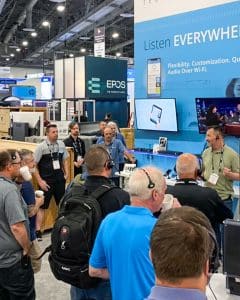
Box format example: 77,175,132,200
89,265,109,279
10,222,31,255
63,158,69,181
34,167,49,191
124,150,136,164
223,168,240,181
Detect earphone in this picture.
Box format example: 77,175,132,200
141,168,155,189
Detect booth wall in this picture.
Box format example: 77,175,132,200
134,0,240,154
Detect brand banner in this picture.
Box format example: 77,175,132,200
85,56,127,99
135,1,240,131
94,26,105,57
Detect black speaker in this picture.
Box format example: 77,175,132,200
223,219,240,296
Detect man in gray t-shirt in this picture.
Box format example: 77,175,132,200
0,150,35,299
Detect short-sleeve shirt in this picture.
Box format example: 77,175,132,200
0,176,28,267
96,139,125,177
202,145,240,200
90,206,156,300
35,138,68,180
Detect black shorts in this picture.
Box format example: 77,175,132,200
40,179,66,209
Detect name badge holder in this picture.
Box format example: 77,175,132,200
47,142,61,170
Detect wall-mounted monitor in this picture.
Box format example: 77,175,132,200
195,98,240,136
135,98,178,132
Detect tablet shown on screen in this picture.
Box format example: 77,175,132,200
135,98,178,132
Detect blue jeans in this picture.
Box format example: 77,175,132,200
70,280,112,300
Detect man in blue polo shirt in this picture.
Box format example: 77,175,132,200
147,206,216,300
89,166,177,300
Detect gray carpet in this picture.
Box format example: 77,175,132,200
35,232,70,300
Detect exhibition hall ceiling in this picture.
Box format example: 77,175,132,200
0,0,133,68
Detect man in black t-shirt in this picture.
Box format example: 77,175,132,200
70,144,130,299
64,122,85,177
167,153,233,250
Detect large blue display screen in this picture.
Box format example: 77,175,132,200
11,86,36,100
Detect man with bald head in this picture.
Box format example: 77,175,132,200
167,153,233,249
89,166,179,300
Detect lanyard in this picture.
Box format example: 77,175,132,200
211,148,224,174
72,139,82,155
46,141,59,160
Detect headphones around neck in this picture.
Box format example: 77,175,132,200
141,168,155,189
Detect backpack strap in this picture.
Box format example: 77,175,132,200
91,184,118,200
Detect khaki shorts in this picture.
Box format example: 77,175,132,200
29,239,42,273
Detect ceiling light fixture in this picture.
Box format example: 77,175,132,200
10,53,15,57
69,53,74,57
80,48,86,53
6,58,10,61
16,48,21,52
49,0,65,2
79,36,91,41
22,40,28,46
22,28,35,32
31,32,38,37
112,32,119,39
116,52,121,57
42,21,50,27
120,13,134,18
57,4,65,12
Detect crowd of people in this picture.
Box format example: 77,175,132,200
0,120,239,299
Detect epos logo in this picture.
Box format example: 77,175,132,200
106,80,126,89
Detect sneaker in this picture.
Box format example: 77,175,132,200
36,230,42,241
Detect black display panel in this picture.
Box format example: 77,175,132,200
195,97,240,136
135,98,178,132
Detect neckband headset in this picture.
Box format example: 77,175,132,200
141,168,155,189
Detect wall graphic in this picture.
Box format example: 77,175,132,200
134,1,240,152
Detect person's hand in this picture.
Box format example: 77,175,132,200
223,167,232,179
38,179,50,191
172,198,181,208
74,159,84,168
35,196,44,208
64,173,69,181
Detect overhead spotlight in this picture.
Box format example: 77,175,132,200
57,4,65,12
79,36,90,41
116,52,121,57
42,21,50,27
22,28,35,32
112,32,119,39
22,40,28,46
120,13,134,18
69,53,74,57
80,48,86,53
31,31,37,37
16,48,21,52
10,53,15,57
6,58,10,61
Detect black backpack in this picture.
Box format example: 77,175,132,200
48,182,116,289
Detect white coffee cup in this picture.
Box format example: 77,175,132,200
162,194,174,212
19,166,32,181
35,190,44,198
